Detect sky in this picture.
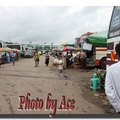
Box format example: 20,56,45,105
0,6,113,45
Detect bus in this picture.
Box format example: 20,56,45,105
107,6,120,68
0,40,7,48
6,43,25,51
6,43,26,57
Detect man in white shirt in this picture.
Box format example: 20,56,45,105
105,42,120,113
0,52,2,67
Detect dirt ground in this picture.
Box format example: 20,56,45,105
50,62,112,114
60,68,112,114
0,55,111,116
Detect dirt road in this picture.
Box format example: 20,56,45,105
0,55,105,115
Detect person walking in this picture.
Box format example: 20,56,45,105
11,51,16,66
66,51,73,68
34,49,40,67
80,49,87,70
6,52,10,63
58,56,63,73
45,51,50,66
105,42,120,114
63,51,67,69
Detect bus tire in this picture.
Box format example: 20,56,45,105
99,57,106,70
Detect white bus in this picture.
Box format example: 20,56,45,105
6,43,26,57
0,40,7,48
6,43,25,51
107,6,120,68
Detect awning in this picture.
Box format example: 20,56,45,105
86,31,108,47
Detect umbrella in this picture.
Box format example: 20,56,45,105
62,46,75,51
10,49,23,55
57,47,63,52
74,47,81,51
52,48,57,52
86,31,107,47
11,48,19,52
18,50,23,54
0,48,11,53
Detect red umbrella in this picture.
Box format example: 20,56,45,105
62,46,74,51
10,49,20,55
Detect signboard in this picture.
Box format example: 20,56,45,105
108,6,120,38
83,42,92,51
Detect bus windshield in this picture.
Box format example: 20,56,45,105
108,7,120,38
7,45,21,50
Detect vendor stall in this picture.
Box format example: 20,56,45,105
82,31,107,69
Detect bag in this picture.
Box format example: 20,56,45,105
53,58,58,65
58,60,63,65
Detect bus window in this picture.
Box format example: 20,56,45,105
7,45,21,50
107,42,114,50
22,47,24,51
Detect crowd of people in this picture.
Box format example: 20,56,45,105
52,49,87,72
0,51,18,67
33,48,88,72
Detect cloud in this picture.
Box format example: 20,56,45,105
0,6,113,45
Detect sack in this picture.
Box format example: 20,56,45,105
53,58,58,65
58,60,63,65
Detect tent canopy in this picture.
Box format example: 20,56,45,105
86,31,108,47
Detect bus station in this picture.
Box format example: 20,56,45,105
0,5,120,117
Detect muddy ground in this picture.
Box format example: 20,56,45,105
50,63,112,114
0,55,113,116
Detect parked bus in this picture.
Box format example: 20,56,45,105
0,40,7,48
6,43,25,50
6,43,26,57
107,6,120,68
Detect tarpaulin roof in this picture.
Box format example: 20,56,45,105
86,31,108,47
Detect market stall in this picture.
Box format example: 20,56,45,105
85,31,108,90
81,31,107,69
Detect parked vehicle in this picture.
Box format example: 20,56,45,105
6,43,26,57
0,40,7,48
76,31,107,69
24,49,33,58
